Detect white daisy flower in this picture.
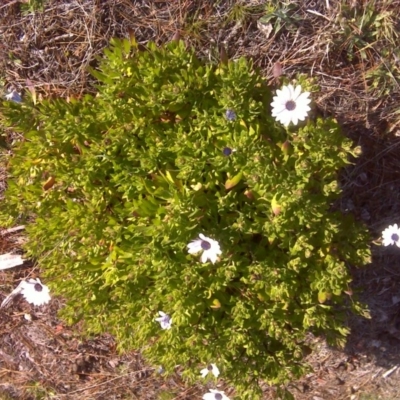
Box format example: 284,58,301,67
187,234,221,264
203,389,230,400
155,311,172,330
21,278,51,306
0,278,51,308
200,363,220,378
382,224,400,247
271,84,311,126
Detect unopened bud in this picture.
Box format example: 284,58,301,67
281,140,292,155
273,62,282,79
272,204,281,216
244,190,254,200
353,146,362,156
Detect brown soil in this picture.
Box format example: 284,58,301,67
1,1,400,399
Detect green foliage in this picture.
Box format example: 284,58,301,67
365,61,400,97
157,390,177,400
225,2,264,25
25,382,55,400
258,2,302,36
333,1,400,99
335,0,398,61
20,0,47,14
0,38,371,399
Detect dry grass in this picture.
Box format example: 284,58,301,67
1,0,399,129
1,0,400,399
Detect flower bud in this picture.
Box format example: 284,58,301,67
244,190,254,200
281,140,292,155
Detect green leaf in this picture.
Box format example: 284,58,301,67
271,194,282,215
225,171,243,190
318,292,332,303
87,67,114,85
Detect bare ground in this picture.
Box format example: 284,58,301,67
1,0,400,399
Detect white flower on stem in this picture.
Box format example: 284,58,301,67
203,389,230,400
382,224,400,247
200,363,220,378
155,311,172,330
187,234,221,264
271,84,311,126
1,278,51,308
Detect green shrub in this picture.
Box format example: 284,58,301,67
0,38,370,399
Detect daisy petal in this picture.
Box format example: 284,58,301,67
297,91,311,104
272,105,288,115
292,85,302,100
209,252,218,264
282,85,292,98
188,241,202,254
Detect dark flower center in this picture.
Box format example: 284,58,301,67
207,364,213,371
201,240,211,250
392,233,399,242
215,394,223,400
223,147,232,156
285,100,296,111
34,283,43,292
